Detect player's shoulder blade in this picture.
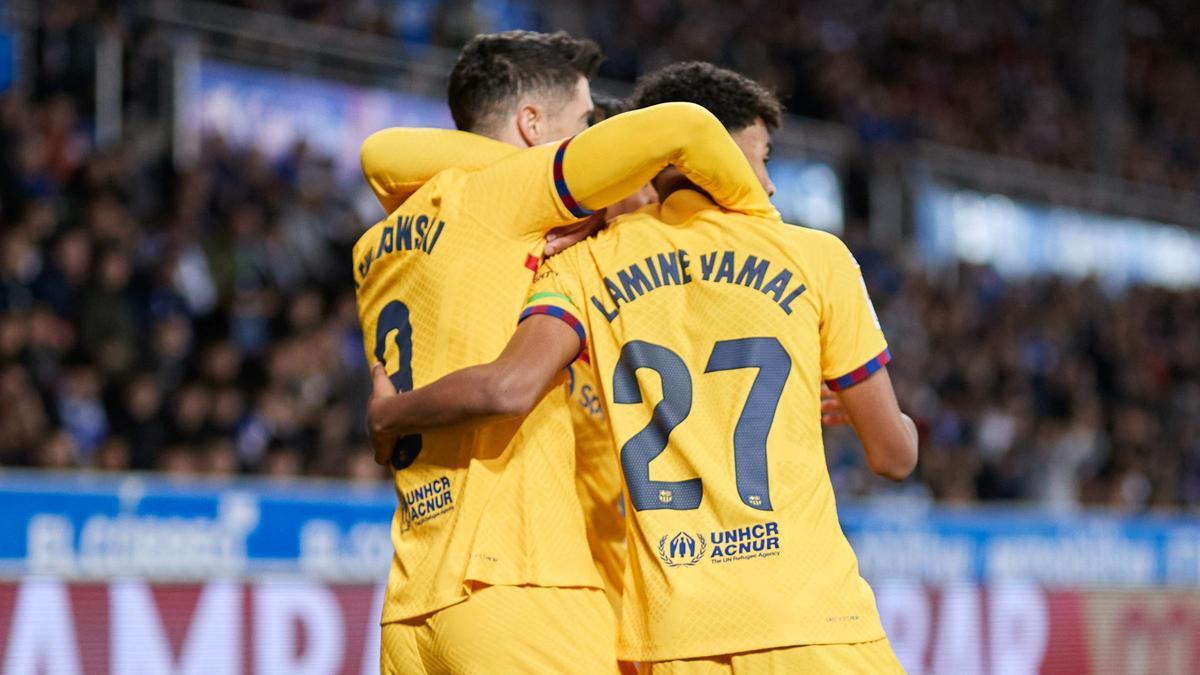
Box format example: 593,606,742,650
786,224,849,255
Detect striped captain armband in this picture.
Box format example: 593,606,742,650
553,137,594,219
519,292,587,356
825,348,892,391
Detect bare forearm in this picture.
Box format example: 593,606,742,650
900,413,918,455
369,365,517,438
834,369,918,481
859,412,918,481
368,317,579,465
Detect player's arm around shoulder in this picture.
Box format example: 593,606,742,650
562,102,775,218
365,284,585,465
360,128,511,213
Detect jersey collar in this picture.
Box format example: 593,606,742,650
658,188,718,225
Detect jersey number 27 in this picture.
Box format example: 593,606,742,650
614,337,789,513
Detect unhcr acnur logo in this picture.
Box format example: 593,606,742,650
658,532,707,567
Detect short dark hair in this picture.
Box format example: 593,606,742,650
448,31,603,133
629,61,783,131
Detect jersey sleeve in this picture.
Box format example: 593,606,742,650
463,102,777,238
518,259,588,360
818,236,890,390
360,128,514,214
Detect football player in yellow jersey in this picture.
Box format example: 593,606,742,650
366,62,917,674
361,93,649,621
354,31,776,675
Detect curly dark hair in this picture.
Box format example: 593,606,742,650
629,61,782,131
448,31,603,133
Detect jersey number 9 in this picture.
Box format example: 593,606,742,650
375,300,422,470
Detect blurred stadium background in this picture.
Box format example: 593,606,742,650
1,0,1199,673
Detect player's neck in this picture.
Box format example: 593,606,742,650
652,173,713,204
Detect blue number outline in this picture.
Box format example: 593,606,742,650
613,341,702,511
704,337,790,511
614,337,791,512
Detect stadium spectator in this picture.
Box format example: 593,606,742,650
211,0,1200,187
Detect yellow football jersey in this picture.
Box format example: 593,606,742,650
567,353,627,614
361,130,628,617
520,189,891,661
353,103,774,623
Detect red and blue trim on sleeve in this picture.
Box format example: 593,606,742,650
553,137,594,219
825,348,892,391
519,304,587,356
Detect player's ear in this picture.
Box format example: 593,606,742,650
515,102,543,147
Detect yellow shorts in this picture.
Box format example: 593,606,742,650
381,585,618,675
636,638,905,675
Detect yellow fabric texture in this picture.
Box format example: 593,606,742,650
360,129,514,213
380,585,619,675
521,189,891,662
353,102,770,626
636,638,905,675
568,356,627,615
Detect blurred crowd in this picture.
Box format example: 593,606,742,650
0,88,382,481
584,0,1200,187
3,0,1200,509
220,0,1200,188
828,254,1200,511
